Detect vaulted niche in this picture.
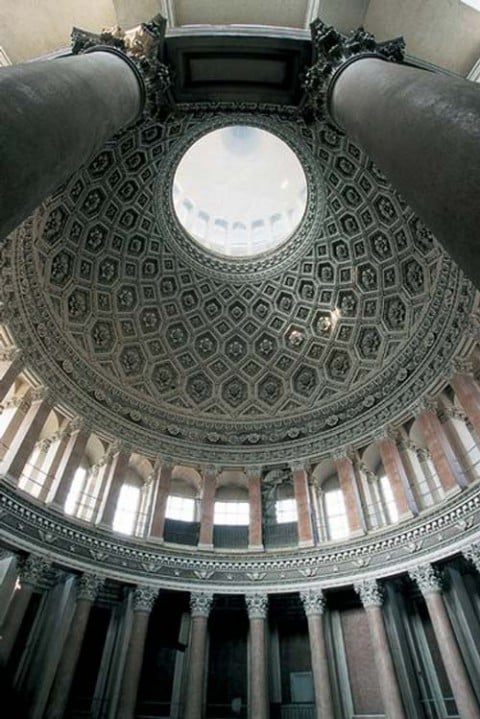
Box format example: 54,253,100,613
172,125,307,257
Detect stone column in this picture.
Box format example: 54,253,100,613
184,592,213,719
45,573,103,719
247,467,264,551
409,564,480,718
416,447,444,502
300,590,334,719
0,554,50,667
149,461,173,540
0,348,22,403
246,593,269,719
2,387,52,482
377,430,418,517
452,371,480,439
0,394,31,461
0,40,146,240
417,401,466,491
198,467,217,549
354,579,406,719
98,446,131,527
117,585,158,719
51,419,90,508
334,452,366,535
303,20,480,288
292,462,314,547
38,424,74,502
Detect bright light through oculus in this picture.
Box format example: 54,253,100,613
173,125,307,258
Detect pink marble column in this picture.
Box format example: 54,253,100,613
377,431,418,517
117,585,158,719
51,420,90,508
184,592,213,719
149,462,173,539
355,580,406,719
2,388,52,482
0,395,31,460
198,467,217,549
410,564,480,718
292,462,314,547
247,467,264,550
0,348,22,403
417,401,466,491
45,573,103,719
98,446,131,527
0,554,50,667
246,593,269,719
451,371,480,440
300,590,334,719
334,453,366,535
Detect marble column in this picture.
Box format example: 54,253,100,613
377,430,418,517
304,20,480,288
0,394,31,461
354,579,406,719
51,419,90,508
292,462,314,546
246,593,269,719
98,446,131,527
198,467,217,549
417,401,466,491
0,45,144,240
247,467,264,551
451,371,480,440
2,387,52,482
39,425,74,502
409,564,480,718
45,573,103,719
300,590,334,719
334,452,366,535
0,554,50,667
149,462,173,540
0,348,22,403
116,585,158,719
184,592,213,719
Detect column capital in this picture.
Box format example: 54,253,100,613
409,564,443,595
0,346,22,364
18,554,50,588
300,589,326,616
414,396,438,415
452,357,475,377
245,593,268,619
303,20,405,123
354,579,383,607
29,385,51,404
332,446,354,462
463,544,480,573
245,465,263,480
290,460,309,473
76,573,104,602
190,591,213,618
133,585,158,612
71,14,172,118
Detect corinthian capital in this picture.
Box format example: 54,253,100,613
245,593,268,619
300,589,326,616
409,564,442,595
354,579,383,607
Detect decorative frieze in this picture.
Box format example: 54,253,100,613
245,593,268,619
190,592,213,617
354,579,383,607
300,589,326,615
409,564,442,595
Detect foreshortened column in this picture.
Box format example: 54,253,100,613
300,590,334,719
184,592,213,719
304,20,480,288
246,593,269,719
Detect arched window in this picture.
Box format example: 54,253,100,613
64,467,88,515
323,477,349,540
112,483,141,535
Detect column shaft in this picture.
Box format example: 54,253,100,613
418,410,466,491
248,474,263,550
306,613,334,719
0,358,22,403
424,592,480,718
198,471,216,549
249,617,269,719
149,464,172,539
293,467,314,546
330,57,480,288
184,615,209,719
117,610,151,719
99,450,130,527
0,584,34,667
451,373,480,439
0,51,143,240
38,428,72,502
51,428,89,508
45,598,93,719
2,397,51,481
335,456,365,534
378,437,417,516
0,397,29,460
365,605,406,719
